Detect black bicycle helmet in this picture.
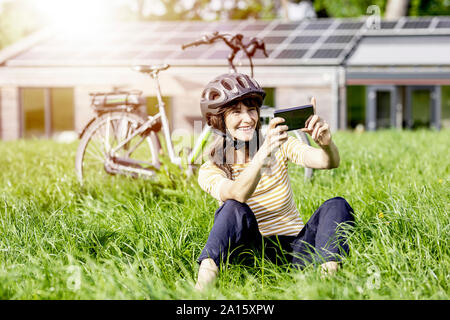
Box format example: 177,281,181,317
200,73,266,123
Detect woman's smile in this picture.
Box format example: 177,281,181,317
237,126,254,132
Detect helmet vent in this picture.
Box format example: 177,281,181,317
236,76,248,89
220,79,234,91
208,89,221,101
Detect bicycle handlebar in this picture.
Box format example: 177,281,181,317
132,64,170,74
181,37,211,50
181,32,267,77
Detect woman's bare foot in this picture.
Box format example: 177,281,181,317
194,258,218,291
320,261,339,278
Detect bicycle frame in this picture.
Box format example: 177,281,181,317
105,69,182,177
187,124,212,166
152,71,181,166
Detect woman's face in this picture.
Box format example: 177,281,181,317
224,101,259,142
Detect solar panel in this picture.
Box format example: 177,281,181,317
275,49,307,59
138,50,175,60
436,19,450,29
164,37,197,45
135,36,162,45
173,48,205,59
336,22,364,30
263,36,286,44
253,49,272,59
154,24,181,32
206,50,230,60
272,23,299,31
108,51,142,59
182,24,211,32
324,35,354,44
290,35,320,44
242,24,268,31
214,22,241,32
7,17,450,67
75,50,111,60
402,20,431,29
311,49,343,59
304,21,332,30
380,21,398,29
118,23,146,33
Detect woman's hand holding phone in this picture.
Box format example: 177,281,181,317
259,117,289,159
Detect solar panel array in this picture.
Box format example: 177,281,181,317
6,16,450,67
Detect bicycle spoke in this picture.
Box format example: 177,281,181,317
104,114,112,151
76,112,162,184
84,145,104,162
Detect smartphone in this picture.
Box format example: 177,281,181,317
273,104,315,131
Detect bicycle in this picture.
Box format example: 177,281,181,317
75,33,313,185
75,64,174,183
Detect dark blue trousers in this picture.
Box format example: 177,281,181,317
198,197,355,269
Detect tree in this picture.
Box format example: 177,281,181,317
313,0,388,18
126,0,277,21
0,0,43,50
312,0,450,18
409,0,450,16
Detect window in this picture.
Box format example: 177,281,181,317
442,86,450,129
262,87,275,108
146,96,171,129
51,88,74,133
411,89,431,129
260,87,275,127
21,88,74,138
346,85,366,129
22,88,45,138
376,91,392,129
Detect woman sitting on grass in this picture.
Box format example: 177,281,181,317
195,73,355,291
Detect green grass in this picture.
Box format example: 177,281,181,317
0,129,449,299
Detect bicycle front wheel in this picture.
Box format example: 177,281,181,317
75,112,161,184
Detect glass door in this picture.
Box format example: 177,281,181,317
366,85,397,131
405,86,441,130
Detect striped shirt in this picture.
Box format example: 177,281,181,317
198,135,309,237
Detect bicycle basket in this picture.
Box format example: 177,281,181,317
90,90,145,111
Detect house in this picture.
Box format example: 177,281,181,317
0,17,449,140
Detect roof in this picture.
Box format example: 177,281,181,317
1,16,450,68
345,35,450,66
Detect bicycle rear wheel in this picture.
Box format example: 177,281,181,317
75,112,161,184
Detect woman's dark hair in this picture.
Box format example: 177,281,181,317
207,97,262,179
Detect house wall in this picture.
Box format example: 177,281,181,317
0,86,20,140
0,66,340,140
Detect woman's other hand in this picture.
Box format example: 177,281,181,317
300,97,332,147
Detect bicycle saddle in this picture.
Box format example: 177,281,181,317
133,64,170,74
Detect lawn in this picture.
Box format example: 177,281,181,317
0,129,449,299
